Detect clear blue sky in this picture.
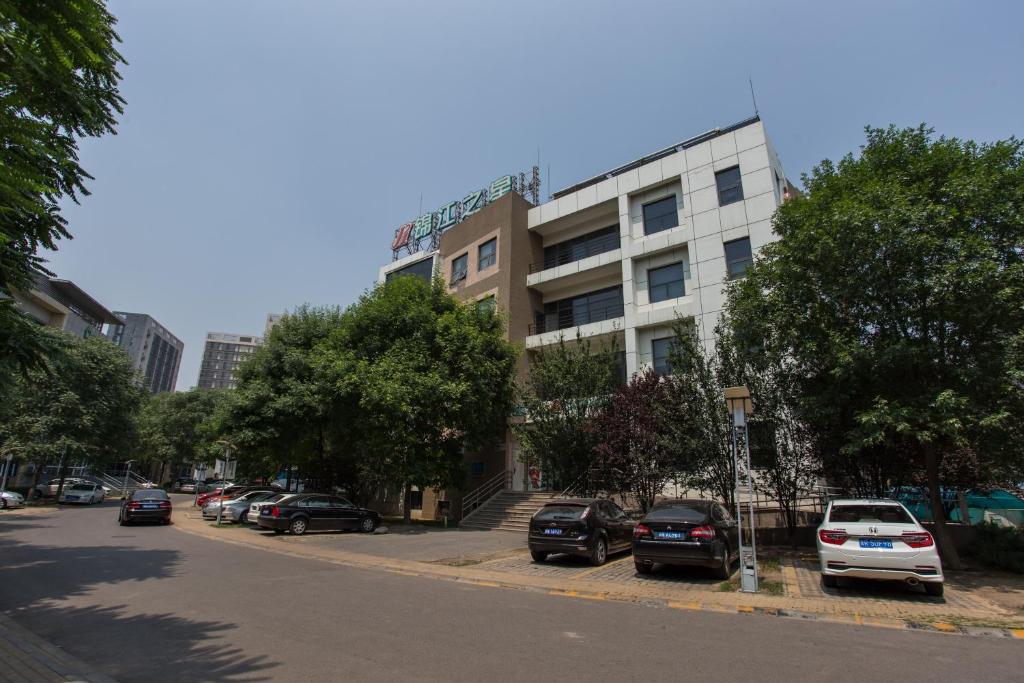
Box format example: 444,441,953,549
49,0,1024,390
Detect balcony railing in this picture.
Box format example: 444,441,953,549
528,301,625,335
529,231,620,274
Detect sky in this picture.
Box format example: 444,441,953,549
49,0,1024,390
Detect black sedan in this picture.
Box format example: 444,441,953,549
632,499,738,578
528,498,634,566
257,493,380,535
119,489,172,525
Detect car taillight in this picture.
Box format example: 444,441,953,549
271,506,281,517
633,523,652,539
689,525,716,540
159,501,171,509
127,502,140,509
902,531,934,548
819,529,848,545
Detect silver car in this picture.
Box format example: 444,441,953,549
203,490,277,522
1,491,25,509
246,493,298,525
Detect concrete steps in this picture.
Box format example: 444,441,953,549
460,491,555,532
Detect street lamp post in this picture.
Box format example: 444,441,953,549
216,441,232,527
724,385,758,593
122,460,135,500
194,463,207,508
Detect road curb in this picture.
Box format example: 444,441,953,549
170,515,1024,641
0,612,119,682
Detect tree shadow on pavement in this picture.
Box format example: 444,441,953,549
23,603,277,682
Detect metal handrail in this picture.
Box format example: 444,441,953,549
530,233,620,274
461,469,511,519
529,301,625,335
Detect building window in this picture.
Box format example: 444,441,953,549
385,256,434,282
478,238,496,270
477,296,496,315
642,195,678,235
542,225,619,270
715,166,744,206
450,253,468,285
652,337,675,376
724,237,753,280
647,262,685,303
409,489,423,510
535,286,624,334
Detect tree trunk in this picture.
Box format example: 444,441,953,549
925,445,961,570
28,461,44,499
54,457,69,501
402,481,412,524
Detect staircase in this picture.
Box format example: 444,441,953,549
460,490,555,532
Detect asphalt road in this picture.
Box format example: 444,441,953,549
0,500,1021,683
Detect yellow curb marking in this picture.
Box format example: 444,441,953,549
1010,629,1024,639
931,622,958,633
667,602,702,611
737,605,754,613
549,589,606,601
467,580,502,588
781,565,802,597
855,612,863,626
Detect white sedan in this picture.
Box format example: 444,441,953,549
1,491,25,509
59,482,106,505
817,498,944,596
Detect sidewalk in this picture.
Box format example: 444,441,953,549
0,613,118,683
174,510,1024,639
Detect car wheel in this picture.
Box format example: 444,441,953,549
589,536,608,566
530,551,548,563
635,561,653,575
289,517,308,535
923,582,944,597
119,515,128,526
822,574,839,588
714,543,732,579
359,517,376,533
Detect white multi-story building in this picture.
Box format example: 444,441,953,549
525,115,792,374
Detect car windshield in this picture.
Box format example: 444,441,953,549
829,504,912,524
535,505,587,521
131,489,168,501
645,505,707,523
69,484,93,491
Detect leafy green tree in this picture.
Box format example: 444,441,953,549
513,334,620,493
0,330,143,496
137,388,228,482
728,125,1024,568
319,277,517,521
0,1,125,376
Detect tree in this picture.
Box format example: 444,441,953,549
0,1,125,375
592,368,674,512
318,277,517,521
513,334,620,493
0,330,143,496
137,388,228,483
728,125,1024,569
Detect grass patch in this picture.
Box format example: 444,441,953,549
718,579,738,592
921,614,1024,630
207,522,248,530
759,558,781,573
759,579,785,595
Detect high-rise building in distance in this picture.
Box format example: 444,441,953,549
196,331,262,389
106,312,184,393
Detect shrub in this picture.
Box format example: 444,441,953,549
969,523,1024,574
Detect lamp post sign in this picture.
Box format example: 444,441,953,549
724,385,758,593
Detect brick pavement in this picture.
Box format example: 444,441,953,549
0,613,118,683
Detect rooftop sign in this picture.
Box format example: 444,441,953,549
391,167,540,260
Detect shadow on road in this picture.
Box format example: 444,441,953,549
0,512,279,681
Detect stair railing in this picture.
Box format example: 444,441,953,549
462,469,511,519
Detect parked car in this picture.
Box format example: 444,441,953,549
176,479,198,493
1,491,25,510
631,499,738,578
198,484,259,509
528,498,634,566
817,498,944,596
257,493,380,535
59,482,106,505
202,489,276,521
32,477,86,499
118,488,172,525
246,493,298,525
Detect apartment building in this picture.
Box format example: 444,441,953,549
11,274,121,339
106,312,184,393
378,115,793,513
196,332,262,389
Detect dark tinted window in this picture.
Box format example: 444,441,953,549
535,505,587,521
70,483,94,491
131,489,168,501
297,496,330,508
385,257,435,282
829,505,912,524
643,195,678,235
715,166,744,206
724,238,753,280
478,239,496,270
536,286,623,333
652,337,674,376
450,254,468,284
542,226,619,270
330,497,354,508
645,504,708,523
648,262,685,303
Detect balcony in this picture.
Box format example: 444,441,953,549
527,227,623,294
529,286,624,337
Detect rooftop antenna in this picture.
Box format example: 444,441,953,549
547,163,551,201
748,76,759,117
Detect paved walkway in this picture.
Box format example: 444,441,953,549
174,505,1024,637
0,613,118,683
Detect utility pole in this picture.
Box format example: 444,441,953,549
725,386,758,593
216,440,232,526
122,460,135,500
